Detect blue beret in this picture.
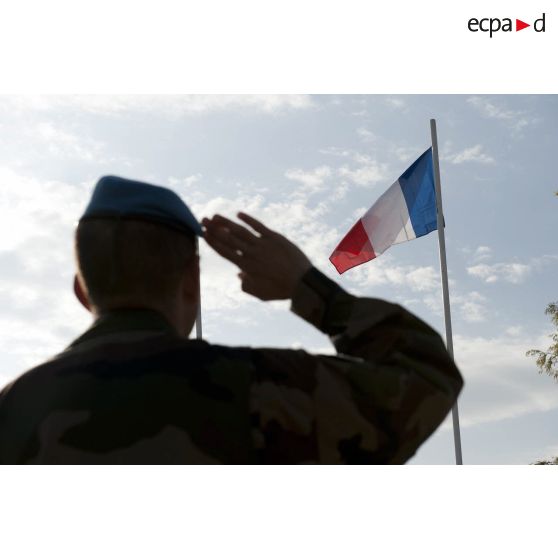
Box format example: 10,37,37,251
80,176,203,236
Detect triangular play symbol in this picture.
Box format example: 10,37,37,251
516,19,530,31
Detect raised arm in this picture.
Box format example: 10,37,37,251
203,213,463,463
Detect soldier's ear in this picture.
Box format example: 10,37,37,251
73,275,92,312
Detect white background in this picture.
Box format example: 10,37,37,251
1,1,556,556
0,1,555,93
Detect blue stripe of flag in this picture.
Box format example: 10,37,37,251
399,147,438,238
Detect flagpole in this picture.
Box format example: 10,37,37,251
195,237,203,340
430,119,463,465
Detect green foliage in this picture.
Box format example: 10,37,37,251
532,457,558,465
529,194,557,464
526,302,558,381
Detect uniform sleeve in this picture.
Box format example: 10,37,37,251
248,267,463,464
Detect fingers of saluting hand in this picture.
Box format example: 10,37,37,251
203,231,244,265
203,215,255,242
209,214,260,247
202,215,260,268
237,212,274,237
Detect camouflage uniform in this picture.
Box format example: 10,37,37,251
0,266,463,464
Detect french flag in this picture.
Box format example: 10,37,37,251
330,148,438,274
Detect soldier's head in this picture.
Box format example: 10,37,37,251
73,176,203,337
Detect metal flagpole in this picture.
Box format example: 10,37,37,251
430,118,463,465
195,237,203,340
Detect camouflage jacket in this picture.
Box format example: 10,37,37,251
0,267,463,464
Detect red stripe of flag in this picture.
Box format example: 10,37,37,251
329,220,376,274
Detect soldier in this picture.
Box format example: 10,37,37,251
0,176,463,464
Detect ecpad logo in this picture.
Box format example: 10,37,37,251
468,13,546,37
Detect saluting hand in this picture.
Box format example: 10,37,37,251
201,213,312,301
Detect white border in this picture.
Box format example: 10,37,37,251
0,1,555,93
2,466,557,557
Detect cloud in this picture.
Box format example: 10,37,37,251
314,150,389,187
444,144,495,165
337,155,387,186
385,97,407,110
32,122,105,161
0,166,88,251
473,245,492,262
338,164,384,186
285,166,331,191
467,96,532,132
457,292,489,323
405,266,440,292
531,254,558,270
318,146,352,158
459,301,486,323
0,169,92,383
168,174,203,190
450,330,558,428
467,262,531,284
356,127,376,142
505,326,523,336
0,95,315,117
467,254,558,285
316,148,393,187
424,290,488,324
393,146,419,163
290,342,336,355
464,248,558,287
347,260,440,294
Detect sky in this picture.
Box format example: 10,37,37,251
0,94,556,464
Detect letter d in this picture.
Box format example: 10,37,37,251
534,13,545,32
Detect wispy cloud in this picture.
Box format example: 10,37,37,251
393,146,419,163
356,127,376,142
338,154,387,186
451,330,558,428
467,262,531,284
0,168,93,383
0,166,88,251
0,95,315,117
444,144,495,165
457,292,489,323
424,290,489,324
33,122,105,161
348,261,440,294
385,97,407,110
315,148,389,187
285,166,331,190
531,254,558,270
318,146,353,158
473,245,492,262
168,174,203,190
467,96,533,132
338,164,385,186
466,253,558,285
